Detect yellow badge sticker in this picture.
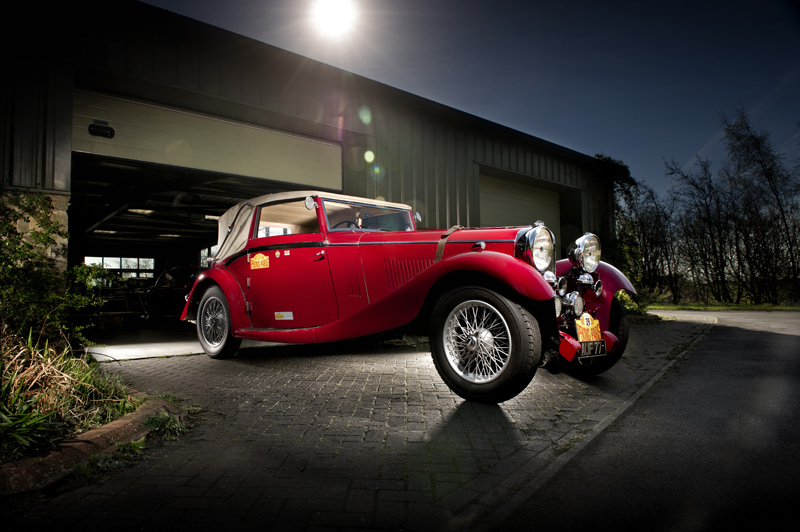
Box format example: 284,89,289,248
576,313,602,342
275,312,294,321
250,253,269,270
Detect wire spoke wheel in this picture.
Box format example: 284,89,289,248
431,287,541,403
196,285,241,359
443,300,512,383
201,297,226,346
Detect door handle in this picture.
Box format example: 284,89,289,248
314,250,326,260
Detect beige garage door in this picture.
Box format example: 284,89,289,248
480,175,561,247
72,91,342,190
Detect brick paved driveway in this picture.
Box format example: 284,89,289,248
26,316,711,530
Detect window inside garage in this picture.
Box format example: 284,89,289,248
84,256,155,278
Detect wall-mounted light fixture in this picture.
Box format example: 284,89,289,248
88,120,115,138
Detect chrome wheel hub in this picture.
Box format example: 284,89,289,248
466,328,495,352
201,298,225,346
442,300,512,383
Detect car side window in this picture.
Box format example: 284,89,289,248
255,200,321,239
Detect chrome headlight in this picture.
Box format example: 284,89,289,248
568,233,602,273
517,223,555,274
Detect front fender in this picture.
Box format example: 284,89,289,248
593,261,636,296
556,260,635,296
313,251,554,343
556,260,636,330
435,251,556,301
180,268,250,330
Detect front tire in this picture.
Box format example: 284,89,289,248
197,285,242,359
430,287,541,403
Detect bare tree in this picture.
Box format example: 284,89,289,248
722,109,800,301
666,158,735,303
609,111,798,306
611,169,681,304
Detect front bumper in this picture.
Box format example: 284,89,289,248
558,330,619,362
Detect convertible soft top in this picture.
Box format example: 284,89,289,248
215,191,413,262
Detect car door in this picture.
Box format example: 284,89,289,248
324,230,370,321
232,200,338,330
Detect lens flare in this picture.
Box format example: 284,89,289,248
372,164,384,181
358,106,372,125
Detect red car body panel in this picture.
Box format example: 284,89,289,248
183,225,555,344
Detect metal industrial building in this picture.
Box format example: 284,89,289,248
3,0,614,278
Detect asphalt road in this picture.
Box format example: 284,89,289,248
492,311,800,532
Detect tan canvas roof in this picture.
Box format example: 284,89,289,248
214,191,412,261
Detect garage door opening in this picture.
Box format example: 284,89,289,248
68,152,309,339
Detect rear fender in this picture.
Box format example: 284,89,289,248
180,268,250,330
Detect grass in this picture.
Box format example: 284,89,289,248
143,411,189,440
1,325,139,463
647,302,800,312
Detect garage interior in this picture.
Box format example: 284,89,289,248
68,89,344,278
69,152,296,272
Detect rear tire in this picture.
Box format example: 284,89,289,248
430,287,541,403
197,285,241,359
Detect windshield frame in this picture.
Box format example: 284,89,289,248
321,198,415,233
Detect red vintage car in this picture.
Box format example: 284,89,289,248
181,191,636,402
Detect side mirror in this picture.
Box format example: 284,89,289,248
415,212,422,223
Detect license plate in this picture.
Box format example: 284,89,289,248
580,340,606,357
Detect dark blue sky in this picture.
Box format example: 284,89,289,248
141,0,800,195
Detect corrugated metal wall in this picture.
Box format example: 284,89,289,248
338,92,603,232
2,62,72,193
4,0,610,237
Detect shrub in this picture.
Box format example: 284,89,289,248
616,290,647,316
0,190,140,463
0,191,106,346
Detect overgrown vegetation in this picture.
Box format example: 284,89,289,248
607,109,800,307
0,326,138,463
1,189,137,463
1,191,108,346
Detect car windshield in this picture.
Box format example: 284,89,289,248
323,199,413,232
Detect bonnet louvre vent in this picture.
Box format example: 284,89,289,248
385,258,433,290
